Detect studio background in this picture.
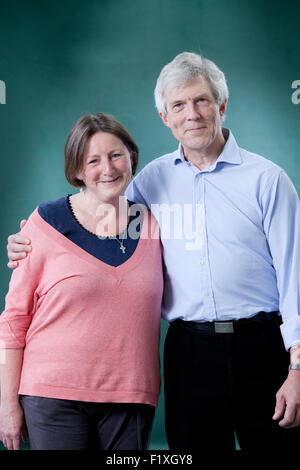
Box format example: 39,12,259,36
0,0,299,450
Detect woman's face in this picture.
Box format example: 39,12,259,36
77,131,133,205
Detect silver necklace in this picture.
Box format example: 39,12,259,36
113,236,126,254
97,230,127,254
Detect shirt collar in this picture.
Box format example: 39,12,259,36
172,128,243,167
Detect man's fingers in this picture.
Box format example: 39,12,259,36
20,219,27,230
7,238,31,249
272,394,286,421
295,408,300,427
7,243,31,260
278,403,297,428
8,251,27,262
7,261,18,269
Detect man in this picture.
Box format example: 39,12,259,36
6,52,300,453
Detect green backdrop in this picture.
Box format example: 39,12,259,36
0,0,299,450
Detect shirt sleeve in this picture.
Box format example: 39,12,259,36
126,177,150,208
0,210,44,348
261,170,300,350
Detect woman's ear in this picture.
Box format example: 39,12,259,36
130,154,136,178
76,169,84,183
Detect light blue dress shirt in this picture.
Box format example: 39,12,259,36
126,129,300,350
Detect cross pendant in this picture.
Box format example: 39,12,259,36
120,245,126,254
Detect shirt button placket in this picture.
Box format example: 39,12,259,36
199,173,215,320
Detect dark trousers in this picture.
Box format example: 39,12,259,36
164,314,300,454
21,396,155,450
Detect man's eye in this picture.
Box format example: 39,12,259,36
112,153,121,158
197,98,209,104
172,103,183,112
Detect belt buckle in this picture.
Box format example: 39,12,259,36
214,321,234,333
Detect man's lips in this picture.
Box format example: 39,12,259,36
185,126,206,133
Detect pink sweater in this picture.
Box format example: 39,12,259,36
0,208,163,407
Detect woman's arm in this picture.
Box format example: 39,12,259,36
0,349,27,450
1,212,44,449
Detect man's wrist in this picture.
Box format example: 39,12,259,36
289,343,300,365
288,364,300,371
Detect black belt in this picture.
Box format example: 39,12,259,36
172,311,281,334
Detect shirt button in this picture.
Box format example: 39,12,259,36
200,259,206,265
204,291,210,296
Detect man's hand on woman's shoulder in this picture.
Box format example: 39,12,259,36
7,220,31,269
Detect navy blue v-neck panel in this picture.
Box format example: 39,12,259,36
38,196,141,267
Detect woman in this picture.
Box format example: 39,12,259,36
0,113,163,450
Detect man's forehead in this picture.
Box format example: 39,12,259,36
164,76,213,101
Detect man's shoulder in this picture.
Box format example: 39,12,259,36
136,149,178,177
240,146,283,176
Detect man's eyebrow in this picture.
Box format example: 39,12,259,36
192,92,212,101
169,99,183,106
169,93,211,107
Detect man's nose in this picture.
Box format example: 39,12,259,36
186,101,200,120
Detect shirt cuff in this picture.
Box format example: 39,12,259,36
280,315,300,351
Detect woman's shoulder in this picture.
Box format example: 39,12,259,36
38,196,68,218
38,195,68,215
38,195,70,231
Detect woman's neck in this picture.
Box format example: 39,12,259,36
69,191,129,237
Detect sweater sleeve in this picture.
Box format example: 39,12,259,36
0,209,45,349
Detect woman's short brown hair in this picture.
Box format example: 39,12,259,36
65,113,139,188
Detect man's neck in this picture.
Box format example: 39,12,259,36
183,131,226,171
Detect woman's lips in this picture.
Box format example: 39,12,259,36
99,176,120,184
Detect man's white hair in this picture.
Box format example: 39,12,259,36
154,52,229,116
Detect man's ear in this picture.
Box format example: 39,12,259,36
159,112,171,128
219,99,227,119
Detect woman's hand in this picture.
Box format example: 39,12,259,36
0,399,28,450
7,220,31,269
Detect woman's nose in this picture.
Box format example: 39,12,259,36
101,158,115,175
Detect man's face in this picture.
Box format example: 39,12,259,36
160,77,227,158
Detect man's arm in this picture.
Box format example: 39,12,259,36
272,344,300,428
262,170,300,427
7,220,31,269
